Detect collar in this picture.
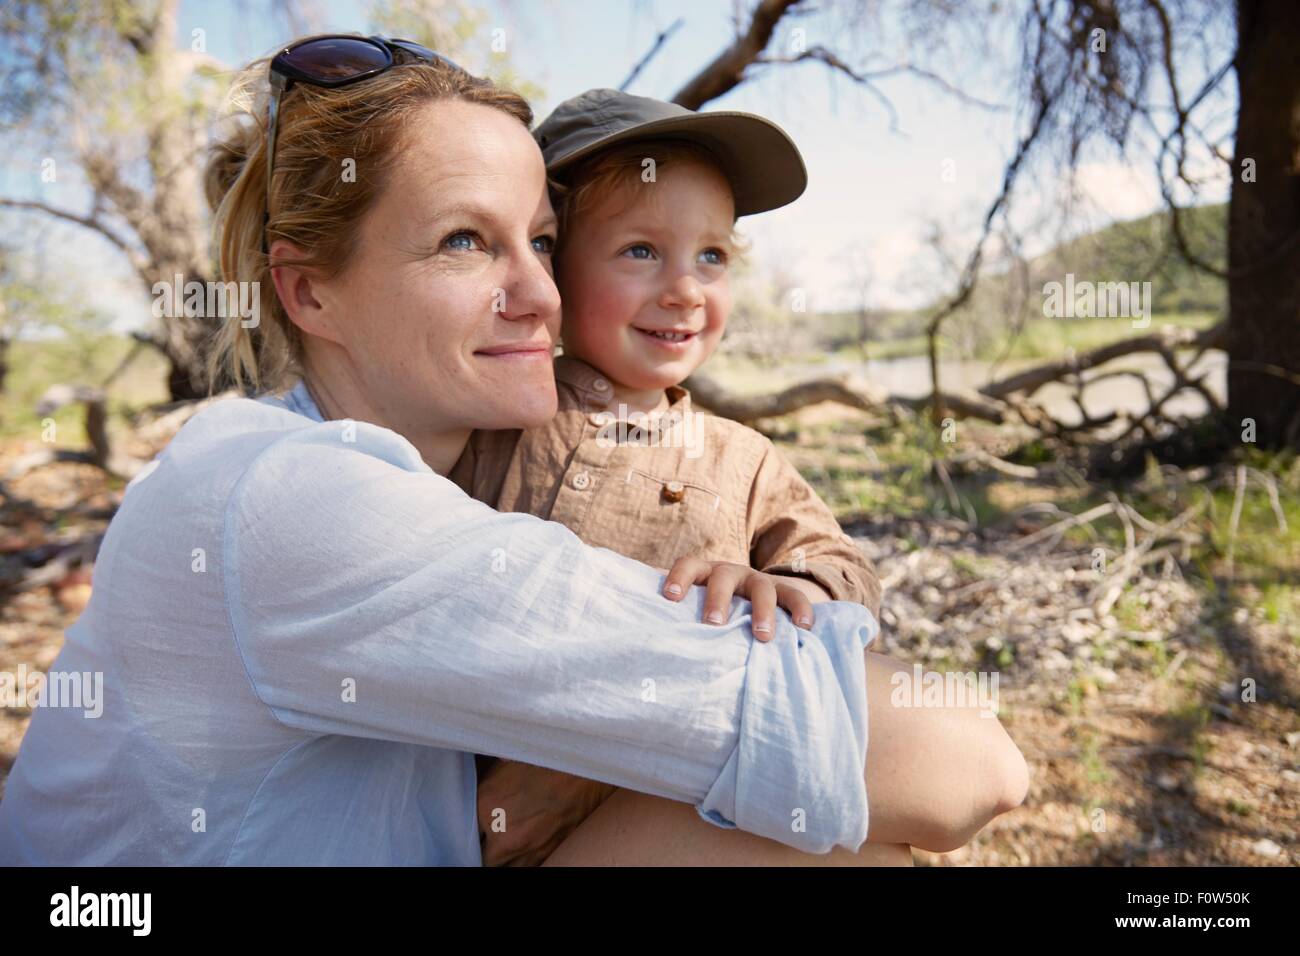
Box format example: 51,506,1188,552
281,378,325,423
554,353,694,442
554,352,690,410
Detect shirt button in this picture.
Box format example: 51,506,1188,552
572,471,592,491
592,377,610,392
661,480,685,503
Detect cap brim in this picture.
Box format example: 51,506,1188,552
544,111,808,217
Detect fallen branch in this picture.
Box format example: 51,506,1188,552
683,373,1007,425
980,321,1227,401
1006,501,1117,553
950,448,1041,480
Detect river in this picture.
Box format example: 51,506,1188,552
767,349,1229,426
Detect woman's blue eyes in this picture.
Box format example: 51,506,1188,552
440,231,556,254
443,231,478,252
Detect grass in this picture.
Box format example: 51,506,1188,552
975,312,1218,362
0,335,170,443
722,311,1222,372
833,313,1219,364
799,408,1300,592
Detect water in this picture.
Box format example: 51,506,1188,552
769,350,1228,426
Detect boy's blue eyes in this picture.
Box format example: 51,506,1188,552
622,244,728,265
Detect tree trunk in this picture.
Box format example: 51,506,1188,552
1227,0,1300,448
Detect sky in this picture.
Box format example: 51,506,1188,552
1,0,1237,333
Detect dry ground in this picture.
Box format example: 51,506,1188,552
1,400,1296,866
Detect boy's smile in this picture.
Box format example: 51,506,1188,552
555,156,735,414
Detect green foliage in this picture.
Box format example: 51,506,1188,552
811,204,1227,361
367,0,545,103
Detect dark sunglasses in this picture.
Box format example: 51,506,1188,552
263,35,466,254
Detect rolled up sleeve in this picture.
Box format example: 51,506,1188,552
224,421,876,854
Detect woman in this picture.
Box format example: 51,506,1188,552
0,35,1026,866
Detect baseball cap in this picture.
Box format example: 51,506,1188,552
533,88,808,217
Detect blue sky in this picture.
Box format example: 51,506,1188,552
3,0,1236,331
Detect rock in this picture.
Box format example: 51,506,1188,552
1251,838,1282,859
1090,666,1119,687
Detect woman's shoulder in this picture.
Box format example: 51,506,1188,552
163,387,325,466
146,382,435,515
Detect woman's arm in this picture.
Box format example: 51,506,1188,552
543,651,1028,864
225,420,877,855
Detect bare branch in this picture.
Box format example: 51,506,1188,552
759,47,1004,113
980,321,1227,400
671,0,805,109
683,373,1007,425
0,198,149,278
619,19,684,91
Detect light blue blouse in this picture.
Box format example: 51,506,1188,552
0,381,877,865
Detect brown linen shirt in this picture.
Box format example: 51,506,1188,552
450,354,883,619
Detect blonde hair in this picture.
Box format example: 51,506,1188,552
550,139,746,262
203,37,532,396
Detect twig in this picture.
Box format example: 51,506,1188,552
1246,468,1288,534
1225,464,1246,579
618,19,684,91
1006,502,1116,553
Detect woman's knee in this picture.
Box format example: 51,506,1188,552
989,719,1030,815
863,653,1029,852
927,710,1029,852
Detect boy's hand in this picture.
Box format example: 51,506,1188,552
661,557,827,642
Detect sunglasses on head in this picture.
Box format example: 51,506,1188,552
263,34,466,255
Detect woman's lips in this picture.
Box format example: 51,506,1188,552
634,327,698,351
475,343,552,362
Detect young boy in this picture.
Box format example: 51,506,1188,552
453,89,883,864
452,89,889,868
454,88,881,623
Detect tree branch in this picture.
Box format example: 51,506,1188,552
758,47,1004,113
671,0,805,109
0,197,149,278
619,18,683,92
979,320,1228,400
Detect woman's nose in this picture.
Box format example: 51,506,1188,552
499,249,562,325
660,272,705,312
